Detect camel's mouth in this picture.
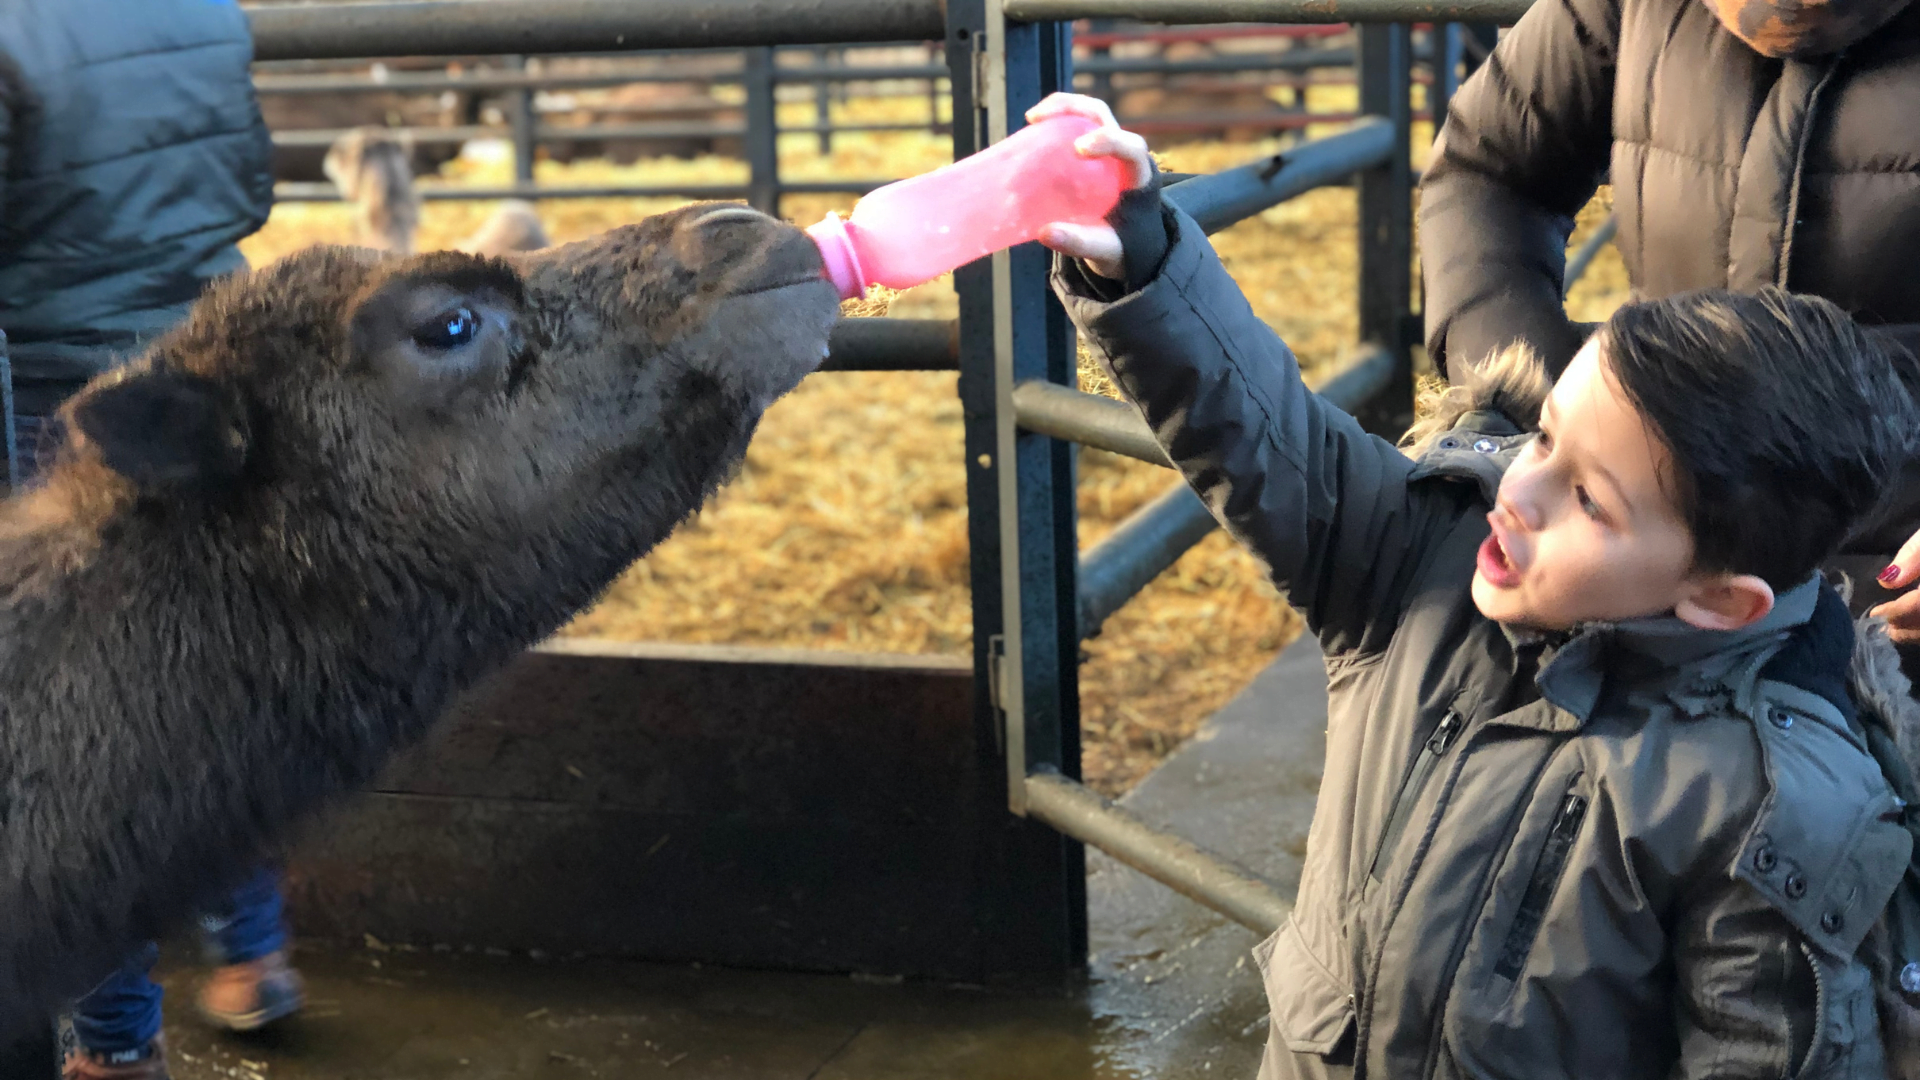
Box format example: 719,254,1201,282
727,272,833,299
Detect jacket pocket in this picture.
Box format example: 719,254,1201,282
1254,917,1356,1055
1494,788,1588,981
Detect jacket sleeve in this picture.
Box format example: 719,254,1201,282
1053,207,1468,657
1418,0,1620,379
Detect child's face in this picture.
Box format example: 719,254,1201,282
1471,340,1773,632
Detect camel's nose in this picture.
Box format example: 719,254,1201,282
689,205,773,229
684,205,827,297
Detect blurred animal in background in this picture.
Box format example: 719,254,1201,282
324,127,550,256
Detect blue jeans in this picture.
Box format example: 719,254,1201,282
69,868,289,1055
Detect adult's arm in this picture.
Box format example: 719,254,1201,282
1419,0,1621,379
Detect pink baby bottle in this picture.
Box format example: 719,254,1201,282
806,114,1131,300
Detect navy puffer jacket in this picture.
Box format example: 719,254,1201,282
0,0,273,417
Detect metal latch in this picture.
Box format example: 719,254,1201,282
987,633,1008,753
971,32,990,104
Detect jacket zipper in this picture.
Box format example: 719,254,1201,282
1493,786,1589,980
1367,710,1466,885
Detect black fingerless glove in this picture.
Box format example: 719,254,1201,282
1080,161,1177,300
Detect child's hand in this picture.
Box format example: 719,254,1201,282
1027,93,1152,281
1872,528,1920,641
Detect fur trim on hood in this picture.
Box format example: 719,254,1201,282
1399,341,1551,459
1853,607,1920,780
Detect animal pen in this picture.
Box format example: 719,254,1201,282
253,0,1537,995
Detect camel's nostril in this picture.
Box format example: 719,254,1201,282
690,205,773,229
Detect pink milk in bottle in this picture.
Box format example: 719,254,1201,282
806,114,1131,300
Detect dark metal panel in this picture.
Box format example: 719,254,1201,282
1003,0,1535,22
284,646,1083,982
246,0,949,61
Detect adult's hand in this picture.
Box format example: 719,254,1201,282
1027,93,1152,281
1871,527,1920,642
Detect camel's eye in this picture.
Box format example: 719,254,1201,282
413,307,479,350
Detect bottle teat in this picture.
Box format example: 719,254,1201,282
805,212,867,301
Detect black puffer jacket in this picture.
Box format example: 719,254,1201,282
1419,0,1920,381
0,0,273,417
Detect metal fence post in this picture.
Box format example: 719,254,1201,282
812,46,834,154
951,0,1087,980
743,46,780,214
507,55,536,186
1354,23,1415,436
1087,17,1115,105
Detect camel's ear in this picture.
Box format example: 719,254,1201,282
70,371,250,490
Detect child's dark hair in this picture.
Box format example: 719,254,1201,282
1602,287,1919,589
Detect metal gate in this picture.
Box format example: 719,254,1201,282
245,0,1538,972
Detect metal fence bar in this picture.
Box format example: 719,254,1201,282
245,0,949,60
1353,24,1416,436
272,120,945,151
743,47,780,214
507,56,537,186
253,63,954,95
273,180,891,202
270,122,740,148
1004,0,1535,22
1077,484,1217,635
1075,48,1357,75
1012,382,1173,467
1165,116,1393,233
820,319,959,371
1072,344,1397,634
1564,213,1618,296
1024,769,1289,935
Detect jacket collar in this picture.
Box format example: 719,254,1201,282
1500,576,1821,726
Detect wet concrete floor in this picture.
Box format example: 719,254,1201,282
157,642,1328,1080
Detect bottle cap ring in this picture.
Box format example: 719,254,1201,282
804,212,868,301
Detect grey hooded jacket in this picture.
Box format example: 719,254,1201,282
1054,204,1912,1079
0,0,273,417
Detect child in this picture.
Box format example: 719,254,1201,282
1033,93,1920,1078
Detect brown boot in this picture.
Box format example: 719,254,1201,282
196,952,305,1032
62,1034,168,1080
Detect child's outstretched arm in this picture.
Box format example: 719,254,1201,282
1036,95,1456,655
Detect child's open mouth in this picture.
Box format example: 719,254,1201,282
1477,524,1523,589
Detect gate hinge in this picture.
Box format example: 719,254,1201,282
987,633,1008,753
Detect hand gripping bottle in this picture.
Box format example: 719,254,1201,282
806,114,1131,300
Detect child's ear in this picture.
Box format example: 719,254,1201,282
70,371,251,492
1675,573,1776,631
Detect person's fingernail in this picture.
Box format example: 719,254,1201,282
1882,564,1902,584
